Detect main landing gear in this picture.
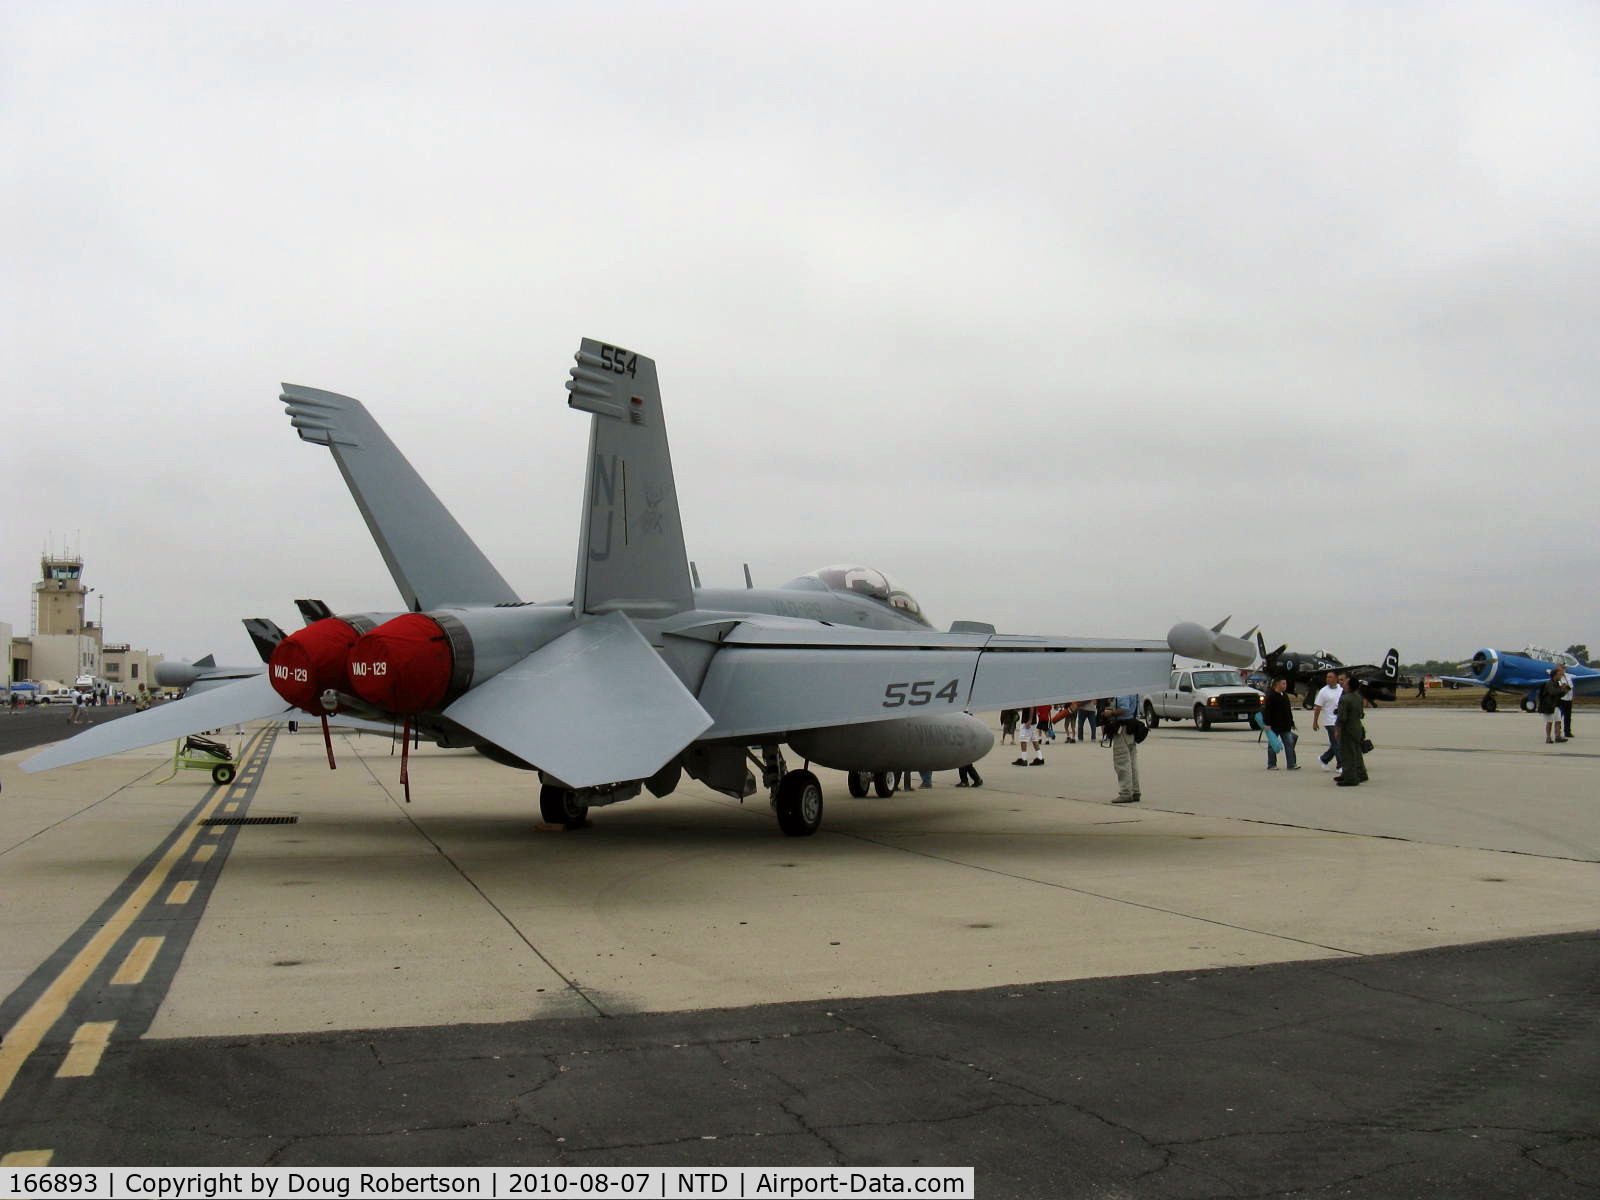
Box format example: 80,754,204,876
846,769,899,797
539,783,590,829
1480,693,1498,712
757,745,823,836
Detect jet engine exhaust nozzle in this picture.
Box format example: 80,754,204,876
347,613,468,715
267,615,376,713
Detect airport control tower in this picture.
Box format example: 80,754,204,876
34,553,91,637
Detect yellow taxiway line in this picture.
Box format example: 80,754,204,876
0,727,269,1104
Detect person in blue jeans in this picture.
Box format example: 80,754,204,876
1262,677,1299,770
1075,700,1100,743
1312,670,1343,771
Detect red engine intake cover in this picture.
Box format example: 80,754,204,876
268,617,364,713
347,613,454,714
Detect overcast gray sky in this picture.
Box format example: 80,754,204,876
5,1,1596,670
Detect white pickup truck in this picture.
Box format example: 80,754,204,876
1144,666,1264,730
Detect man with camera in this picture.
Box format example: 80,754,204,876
1104,692,1145,803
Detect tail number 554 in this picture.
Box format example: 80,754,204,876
883,680,960,708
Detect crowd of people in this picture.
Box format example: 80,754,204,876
6,684,154,720
982,657,1584,805
999,696,1146,803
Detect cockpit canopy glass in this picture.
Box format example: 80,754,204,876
802,564,930,627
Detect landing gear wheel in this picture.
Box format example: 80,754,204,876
1193,706,1212,731
846,771,870,798
539,784,589,828
1143,702,1161,729
1520,695,1536,713
775,770,824,837
872,771,897,797
1481,694,1497,713
211,764,235,785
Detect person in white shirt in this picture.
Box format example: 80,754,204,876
1311,670,1343,772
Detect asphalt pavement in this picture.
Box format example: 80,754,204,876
2,709,1597,1197
4,933,1596,1197
0,703,138,759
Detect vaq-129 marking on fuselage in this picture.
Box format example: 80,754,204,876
23,339,1253,836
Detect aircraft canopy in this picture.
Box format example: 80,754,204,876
799,564,930,628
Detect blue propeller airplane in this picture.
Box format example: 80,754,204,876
1438,647,1600,712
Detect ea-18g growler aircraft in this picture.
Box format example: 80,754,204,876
24,339,1251,836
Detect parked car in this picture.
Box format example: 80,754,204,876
1144,666,1264,730
43,690,80,705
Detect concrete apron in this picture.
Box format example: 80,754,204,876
1,708,1595,1040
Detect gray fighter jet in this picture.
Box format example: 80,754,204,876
23,339,1251,835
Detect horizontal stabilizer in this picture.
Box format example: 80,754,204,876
244,617,288,662
21,675,291,774
444,611,712,789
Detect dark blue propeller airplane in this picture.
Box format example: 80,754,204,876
1254,634,1400,708
1438,647,1600,712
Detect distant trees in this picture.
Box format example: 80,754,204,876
1403,659,1466,677
1568,644,1591,664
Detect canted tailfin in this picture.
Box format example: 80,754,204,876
566,339,693,618
281,384,520,612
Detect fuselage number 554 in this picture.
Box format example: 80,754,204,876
883,679,960,708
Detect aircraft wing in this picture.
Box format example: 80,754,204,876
1571,674,1600,697
689,621,1171,740
1434,675,1486,688
182,667,266,697
19,675,292,774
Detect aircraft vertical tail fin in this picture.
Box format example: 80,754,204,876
566,340,693,618
1382,648,1400,680
281,385,520,612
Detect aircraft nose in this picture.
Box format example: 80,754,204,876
1468,649,1495,682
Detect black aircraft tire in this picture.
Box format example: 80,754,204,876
775,770,824,837
1143,702,1160,729
1521,695,1537,713
539,784,589,828
211,764,235,785
872,771,896,798
846,771,870,798
1194,706,1212,731
1481,694,1497,713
